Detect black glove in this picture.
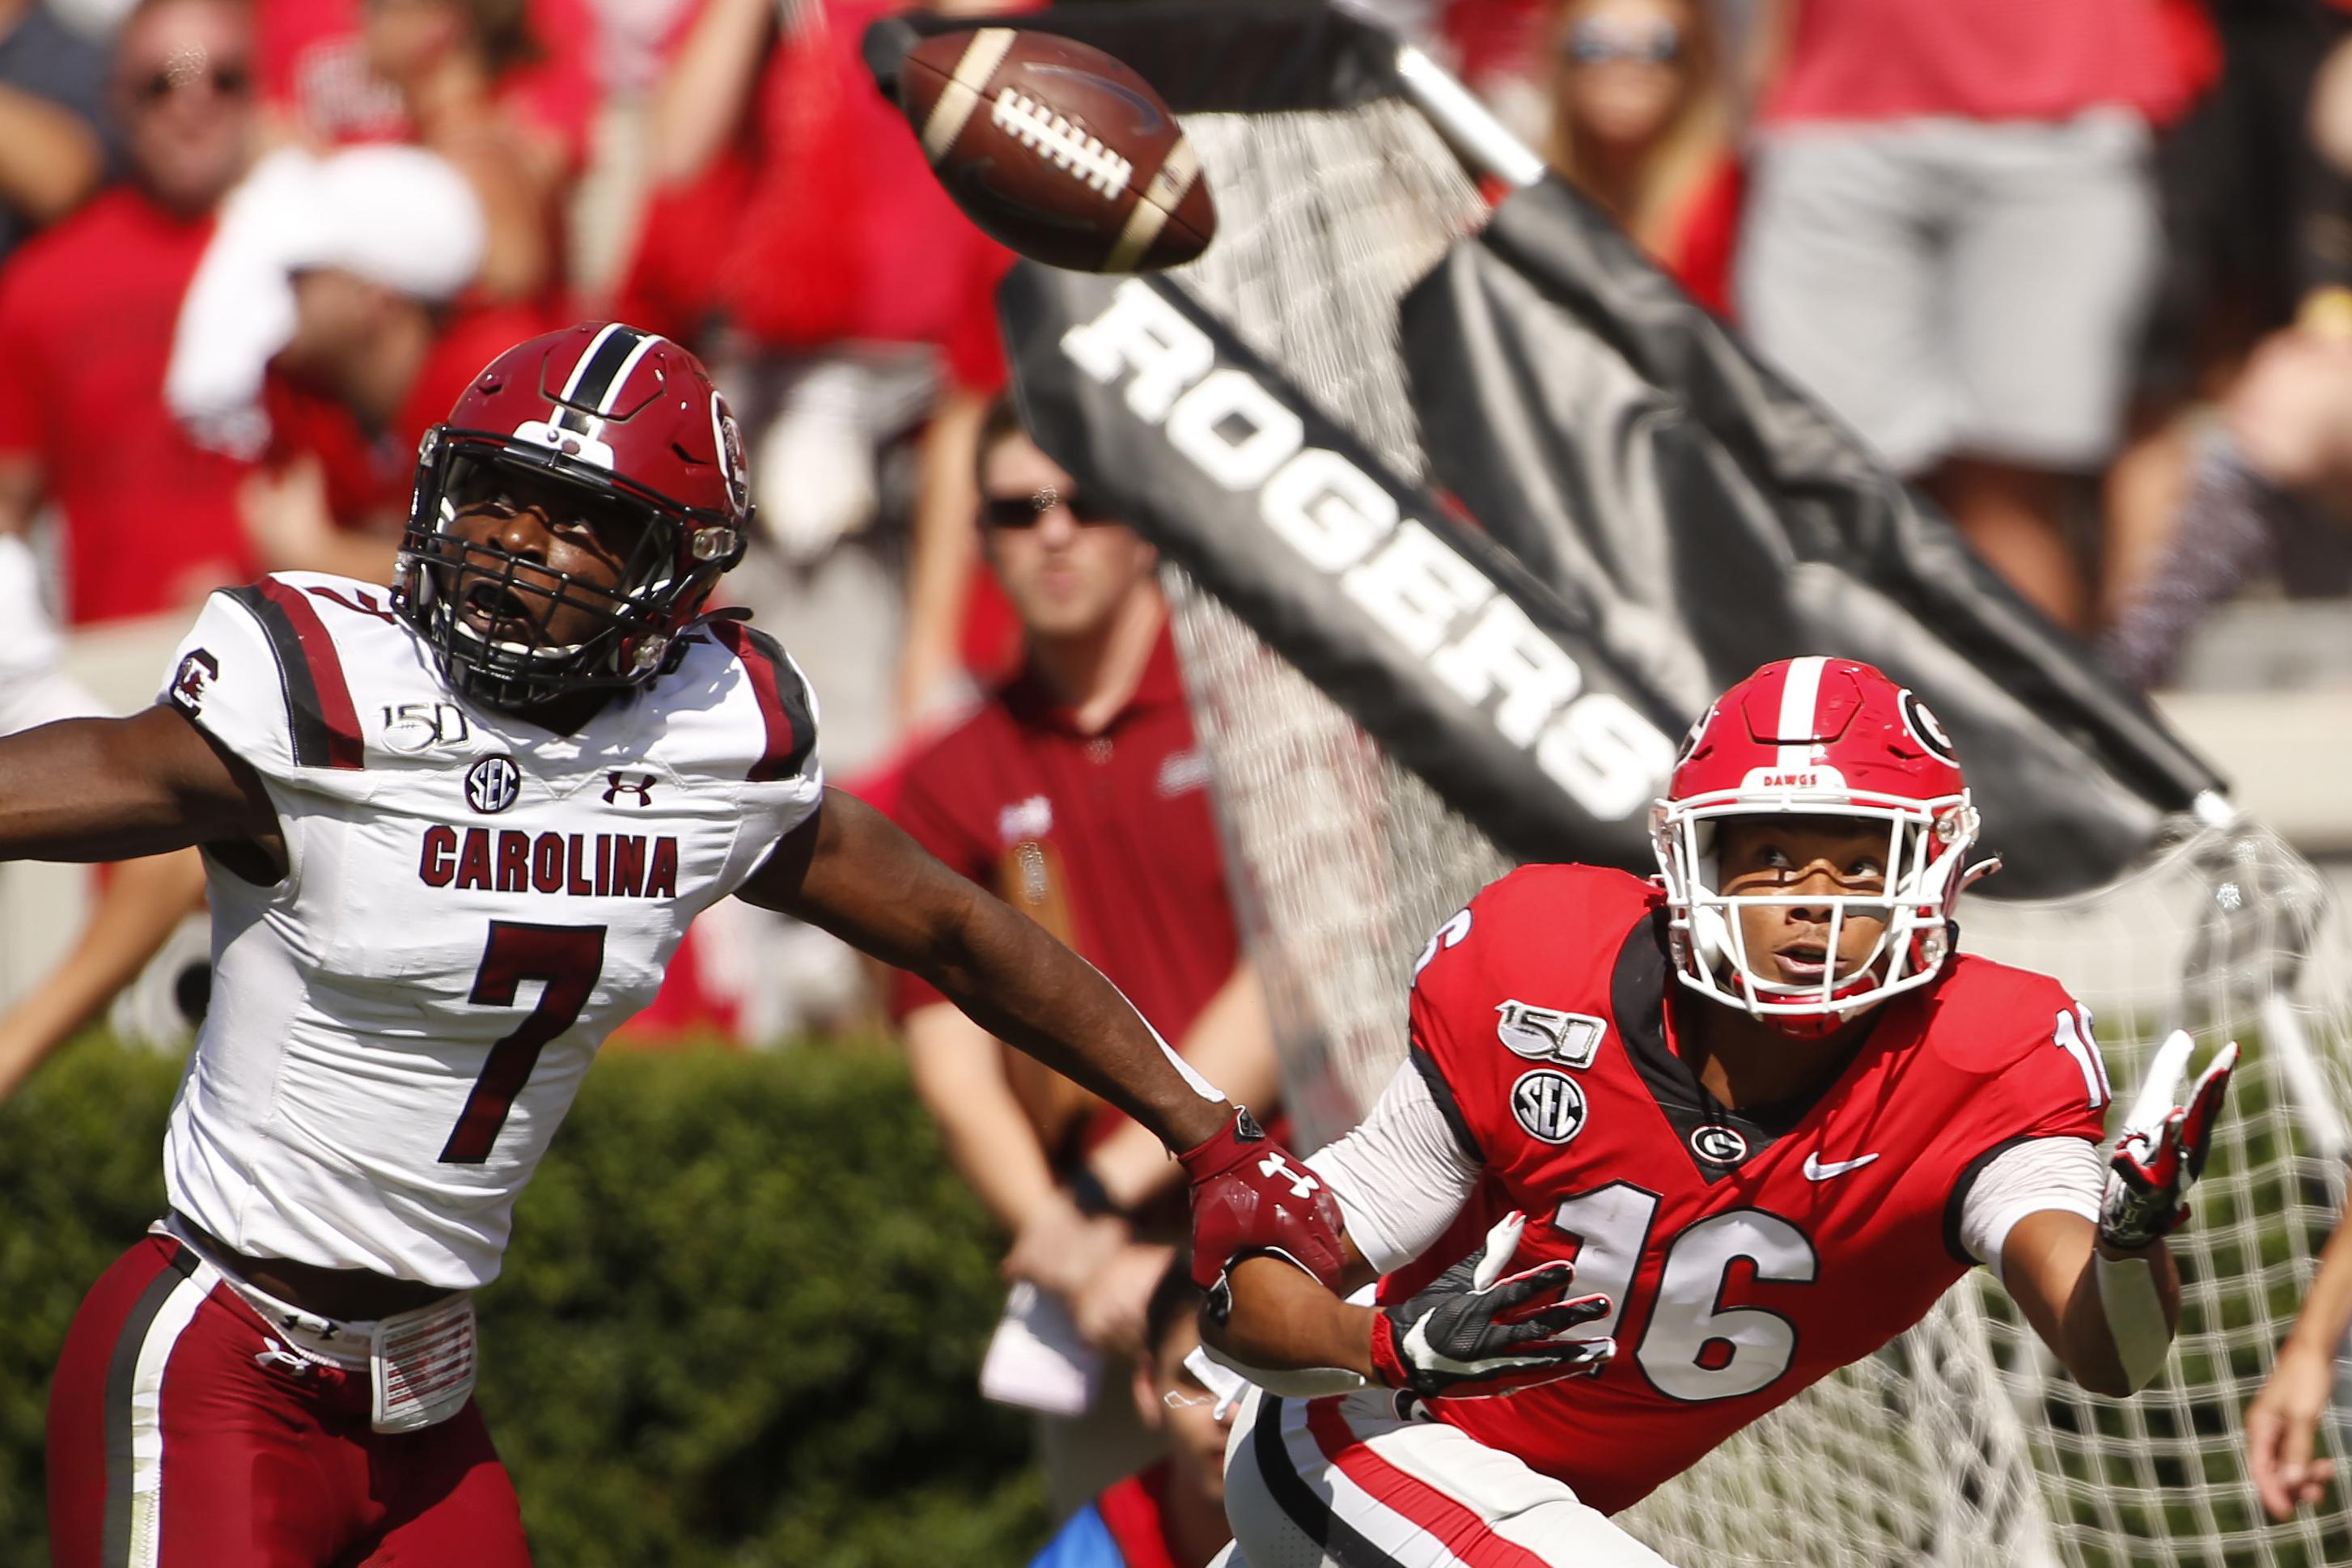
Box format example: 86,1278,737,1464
1368,1212,1614,1399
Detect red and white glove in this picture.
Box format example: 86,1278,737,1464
1181,1107,1346,1295
1369,1212,1614,1399
2100,1031,2238,1252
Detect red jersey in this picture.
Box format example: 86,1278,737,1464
1763,0,2210,127
887,629,1239,1157
258,0,600,171
0,189,255,625
1388,863,2108,1514
612,0,1014,358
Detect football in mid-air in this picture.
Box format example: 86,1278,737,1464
896,27,1215,273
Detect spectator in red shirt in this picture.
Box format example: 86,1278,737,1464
888,399,1280,1516
357,0,583,304
258,0,598,176
0,0,259,629
1736,0,2202,629
1544,0,1740,316
163,142,528,583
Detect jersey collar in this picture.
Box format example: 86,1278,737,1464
1002,626,1183,738
1613,907,1897,1185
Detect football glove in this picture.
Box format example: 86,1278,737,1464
1182,1107,1347,1293
2100,1030,2239,1252
1368,1212,1614,1399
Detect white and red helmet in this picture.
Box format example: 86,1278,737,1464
395,322,752,710
1652,657,1981,1036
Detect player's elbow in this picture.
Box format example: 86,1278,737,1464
2070,1359,2140,1400
2066,1329,2169,1399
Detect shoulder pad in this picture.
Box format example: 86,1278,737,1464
162,578,371,776
697,618,821,786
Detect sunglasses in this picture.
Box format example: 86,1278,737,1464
126,56,252,105
979,485,1120,530
1563,18,1682,65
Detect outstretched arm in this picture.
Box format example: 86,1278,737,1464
2000,1032,2235,1398
2246,1205,2352,1518
740,786,1233,1151
744,787,1347,1288
0,706,279,867
2000,1212,2180,1400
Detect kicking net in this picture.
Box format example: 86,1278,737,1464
1166,94,2352,1568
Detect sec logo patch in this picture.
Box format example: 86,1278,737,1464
465,755,522,815
1511,1069,1587,1146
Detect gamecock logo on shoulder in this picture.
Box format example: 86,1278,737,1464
169,648,219,714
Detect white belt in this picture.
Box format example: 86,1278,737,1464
151,1216,478,1434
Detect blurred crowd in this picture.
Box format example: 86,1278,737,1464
1,0,2345,769
3,0,2352,1558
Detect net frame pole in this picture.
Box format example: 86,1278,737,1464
1390,44,1548,190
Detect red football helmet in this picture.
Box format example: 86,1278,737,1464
1651,657,1981,1036
395,323,751,710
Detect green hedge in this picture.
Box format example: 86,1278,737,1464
0,1035,1046,1567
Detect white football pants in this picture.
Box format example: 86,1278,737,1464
1217,1387,1679,1568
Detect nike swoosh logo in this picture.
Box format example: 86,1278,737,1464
1802,1152,1880,1180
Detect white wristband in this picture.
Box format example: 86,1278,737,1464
2096,1250,2172,1392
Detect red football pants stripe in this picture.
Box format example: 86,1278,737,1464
1304,1398,1555,1568
47,1233,531,1567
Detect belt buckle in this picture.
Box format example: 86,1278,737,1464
369,1294,476,1434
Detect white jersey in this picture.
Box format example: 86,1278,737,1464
156,572,824,1289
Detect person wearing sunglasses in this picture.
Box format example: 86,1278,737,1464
0,0,261,1135
1544,0,1740,317
884,396,1283,1518
0,0,261,633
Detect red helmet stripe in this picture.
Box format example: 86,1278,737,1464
1773,654,1826,771
552,324,663,439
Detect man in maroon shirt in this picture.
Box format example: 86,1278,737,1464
889,398,1280,1513
0,0,260,628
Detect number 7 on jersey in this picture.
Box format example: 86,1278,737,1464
441,921,608,1164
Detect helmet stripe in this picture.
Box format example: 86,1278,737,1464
1774,654,1826,769
595,332,663,416
557,322,633,405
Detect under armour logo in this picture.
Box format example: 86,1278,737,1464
603,771,656,807
1256,1152,1320,1200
